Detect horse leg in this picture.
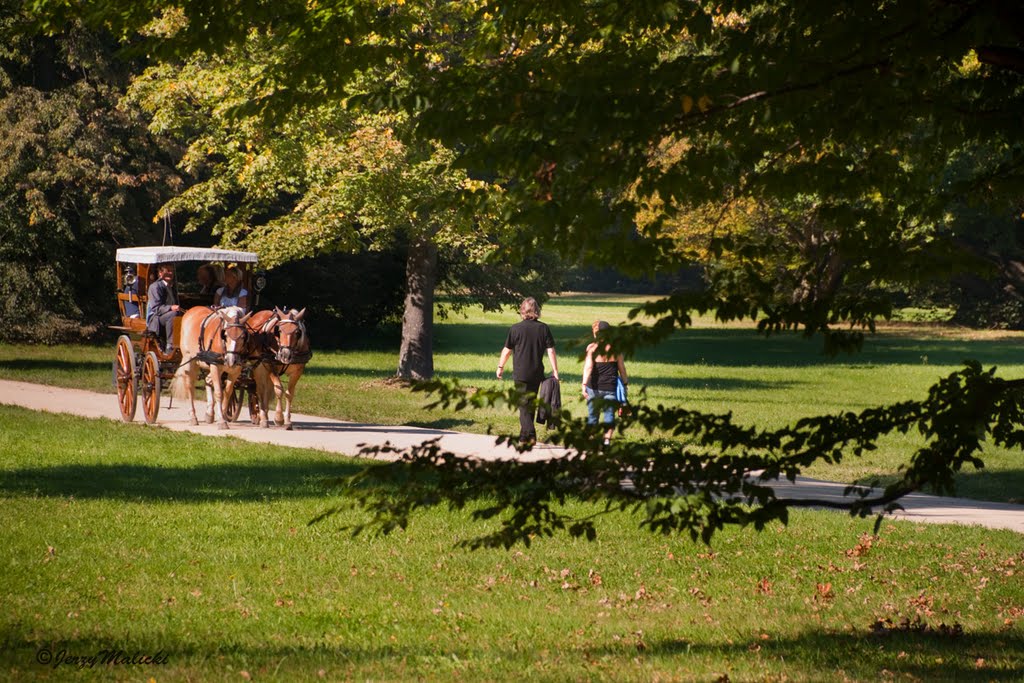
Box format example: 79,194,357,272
270,372,285,426
282,368,302,430
203,366,217,424
186,363,200,426
254,365,271,428
209,366,228,429
220,370,240,430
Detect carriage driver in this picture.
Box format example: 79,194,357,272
146,263,182,353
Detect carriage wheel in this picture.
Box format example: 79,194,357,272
140,351,161,425
248,384,261,425
113,335,137,422
224,383,243,422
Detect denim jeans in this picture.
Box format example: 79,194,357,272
585,387,618,425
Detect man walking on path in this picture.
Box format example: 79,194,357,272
497,297,559,444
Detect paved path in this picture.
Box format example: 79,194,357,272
2,379,1022,534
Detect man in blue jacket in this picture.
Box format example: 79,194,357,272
497,297,559,444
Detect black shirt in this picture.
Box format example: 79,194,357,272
504,318,555,383
589,361,619,392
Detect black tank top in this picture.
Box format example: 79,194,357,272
589,361,618,392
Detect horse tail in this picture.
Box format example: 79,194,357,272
171,361,192,401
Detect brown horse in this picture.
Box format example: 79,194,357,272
242,308,276,427
252,307,310,430
173,306,253,428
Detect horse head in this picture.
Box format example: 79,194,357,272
274,308,307,364
218,306,252,368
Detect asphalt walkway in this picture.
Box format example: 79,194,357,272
1,379,1022,534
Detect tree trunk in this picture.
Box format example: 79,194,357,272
396,237,438,380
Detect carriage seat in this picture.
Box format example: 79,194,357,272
116,292,148,333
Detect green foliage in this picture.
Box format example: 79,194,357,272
0,0,177,341
124,29,567,339
332,361,1024,547
35,0,1024,339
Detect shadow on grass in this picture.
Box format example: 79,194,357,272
0,359,111,373
0,457,374,502
301,365,379,378
0,630,1019,680
639,631,1024,680
851,468,1024,506
429,323,1024,369
951,468,1024,505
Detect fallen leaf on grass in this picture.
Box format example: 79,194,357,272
845,533,876,558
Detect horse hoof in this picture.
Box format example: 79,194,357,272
218,422,229,430
260,420,269,428
205,416,215,424
190,418,199,426
285,423,293,431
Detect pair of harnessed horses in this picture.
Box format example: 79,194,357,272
173,306,309,430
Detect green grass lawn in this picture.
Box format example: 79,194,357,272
2,294,1022,502
1,405,1022,682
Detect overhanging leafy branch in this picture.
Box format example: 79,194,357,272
317,360,1024,548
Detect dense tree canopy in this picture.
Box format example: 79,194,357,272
122,18,565,377
35,0,1024,342
25,0,1024,542
0,1,178,341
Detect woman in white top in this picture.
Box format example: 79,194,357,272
215,266,248,310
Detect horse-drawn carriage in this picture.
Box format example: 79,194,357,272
111,246,265,424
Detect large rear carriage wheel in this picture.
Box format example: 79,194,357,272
141,351,161,424
113,335,137,422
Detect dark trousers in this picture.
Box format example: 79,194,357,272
515,379,541,443
147,311,179,348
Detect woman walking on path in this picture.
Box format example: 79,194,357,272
581,320,628,446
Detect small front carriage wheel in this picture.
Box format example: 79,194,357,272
224,380,243,422
141,351,161,424
113,335,137,422
247,384,261,425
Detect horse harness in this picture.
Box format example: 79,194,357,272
195,311,250,365
258,316,312,373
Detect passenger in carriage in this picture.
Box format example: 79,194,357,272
146,263,182,353
214,266,248,311
196,263,222,296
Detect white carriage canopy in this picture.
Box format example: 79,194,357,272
115,246,259,264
